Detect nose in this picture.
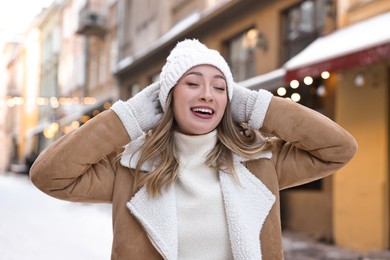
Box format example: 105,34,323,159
199,85,214,102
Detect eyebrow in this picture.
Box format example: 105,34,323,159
185,71,225,80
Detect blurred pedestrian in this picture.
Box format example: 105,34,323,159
30,39,357,259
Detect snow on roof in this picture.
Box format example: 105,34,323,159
238,68,286,91
284,11,390,70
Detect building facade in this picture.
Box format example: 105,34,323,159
1,42,24,172
333,0,390,252
1,0,119,172
25,0,120,160
21,24,42,166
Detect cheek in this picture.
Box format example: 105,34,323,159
219,96,228,111
172,94,185,123
172,88,181,112
217,98,228,120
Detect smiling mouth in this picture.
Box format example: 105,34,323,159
191,107,214,115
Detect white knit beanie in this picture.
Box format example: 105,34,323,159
159,39,234,111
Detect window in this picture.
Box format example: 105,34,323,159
98,44,107,85
282,0,328,62
89,53,98,90
110,38,118,72
226,28,259,82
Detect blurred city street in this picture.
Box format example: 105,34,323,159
1,0,390,258
1,172,389,260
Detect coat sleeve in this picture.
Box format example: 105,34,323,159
261,96,357,190
30,109,131,203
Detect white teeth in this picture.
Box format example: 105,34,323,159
192,108,213,114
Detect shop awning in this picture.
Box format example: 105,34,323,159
238,68,286,91
57,98,111,126
26,97,112,137
284,12,390,82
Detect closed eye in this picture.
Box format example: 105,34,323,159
213,86,226,91
187,82,200,87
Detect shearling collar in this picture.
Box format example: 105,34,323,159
122,135,275,260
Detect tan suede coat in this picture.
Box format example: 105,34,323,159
30,97,357,260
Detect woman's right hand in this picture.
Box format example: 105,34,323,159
111,82,163,140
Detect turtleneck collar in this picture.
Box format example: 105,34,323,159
174,130,218,160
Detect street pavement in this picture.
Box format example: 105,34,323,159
1,172,389,260
283,231,390,260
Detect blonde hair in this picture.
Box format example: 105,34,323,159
132,92,275,197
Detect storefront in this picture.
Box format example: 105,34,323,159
24,97,113,173
283,11,390,251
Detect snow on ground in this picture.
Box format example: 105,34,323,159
0,173,113,260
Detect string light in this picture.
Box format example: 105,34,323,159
80,115,90,123
355,73,365,87
103,102,111,110
6,99,16,107
71,121,80,129
321,71,330,79
291,93,301,102
2,95,112,139
2,96,97,108
303,76,313,85
290,80,300,89
277,87,287,96
317,85,327,97
43,122,59,139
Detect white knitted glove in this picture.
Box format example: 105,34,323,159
231,83,273,130
111,82,163,140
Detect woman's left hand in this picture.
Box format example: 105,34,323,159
230,83,273,130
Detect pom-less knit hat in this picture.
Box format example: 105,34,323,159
159,39,234,111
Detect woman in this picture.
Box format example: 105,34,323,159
30,39,357,260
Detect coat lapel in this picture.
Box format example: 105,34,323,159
219,153,276,260
123,138,178,259
127,185,178,260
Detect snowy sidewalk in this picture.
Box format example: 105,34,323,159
0,173,112,260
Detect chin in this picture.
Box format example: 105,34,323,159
193,127,216,135
179,126,214,136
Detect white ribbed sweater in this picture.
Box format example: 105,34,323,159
174,130,233,260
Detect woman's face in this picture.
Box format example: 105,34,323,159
172,65,228,135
